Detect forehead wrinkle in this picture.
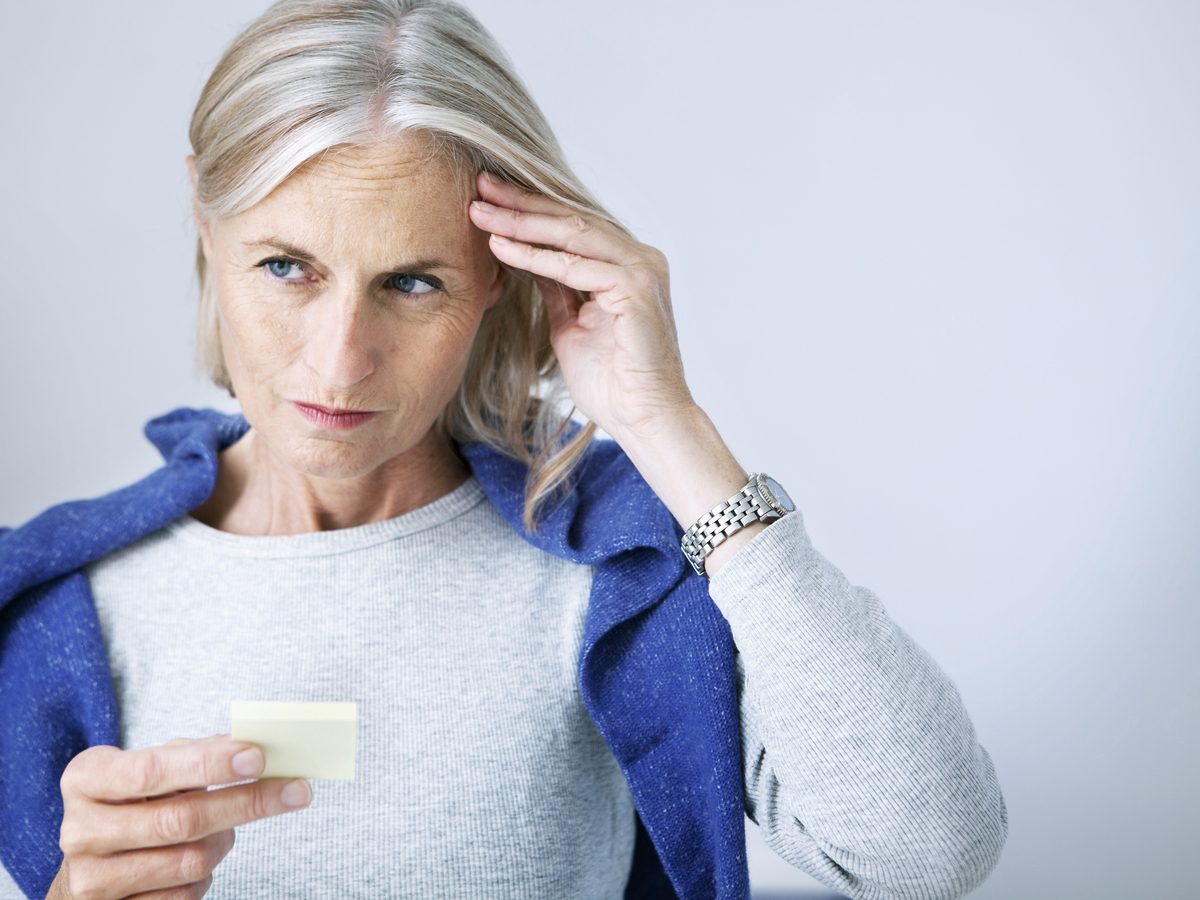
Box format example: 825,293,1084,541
277,168,472,238
292,138,468,203
234,140,480,276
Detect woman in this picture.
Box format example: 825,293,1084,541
0,1,1008,898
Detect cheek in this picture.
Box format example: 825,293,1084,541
216,283,298,368
384,310,481,384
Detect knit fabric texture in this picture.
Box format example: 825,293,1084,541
0,406,740,899
0,406,1008,899
71,474,636,897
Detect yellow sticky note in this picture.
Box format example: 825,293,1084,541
230,701,357,780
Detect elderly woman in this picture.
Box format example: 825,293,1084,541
0,1,1007,898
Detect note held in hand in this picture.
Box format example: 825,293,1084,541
230,701,357,780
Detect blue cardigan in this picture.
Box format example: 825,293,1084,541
0,407,749,899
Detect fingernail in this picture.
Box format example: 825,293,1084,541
472,199,496,212
232,747,264,777
281,779,312,807
491,234,511,243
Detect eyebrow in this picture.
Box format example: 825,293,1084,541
244,237,463,273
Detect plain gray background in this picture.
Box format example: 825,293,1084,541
2,2,1197,898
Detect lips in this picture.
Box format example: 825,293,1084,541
292,401,379,431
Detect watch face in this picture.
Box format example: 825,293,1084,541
761,476,795,513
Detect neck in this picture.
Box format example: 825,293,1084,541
191,425,470,535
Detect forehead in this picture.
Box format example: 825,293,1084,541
228,135,477,256
250,136,468,217
290,135,469,201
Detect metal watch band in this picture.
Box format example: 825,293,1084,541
680,473,782,578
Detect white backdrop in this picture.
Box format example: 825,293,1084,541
2,2,1197,898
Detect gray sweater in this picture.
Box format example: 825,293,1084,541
0,473,1006,898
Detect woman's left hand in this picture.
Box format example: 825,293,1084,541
469,170,697,443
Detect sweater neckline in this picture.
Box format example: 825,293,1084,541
165,474,488,559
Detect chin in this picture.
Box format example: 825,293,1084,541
278,429,390,479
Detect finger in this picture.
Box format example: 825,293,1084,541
165,733,226,747
469,200,639,268
125,734,217,788
476,170,572,218
84,830,233,900
143,785,211,803
486,234,629,302
124,871,214,899
69,777,310,856
66,736,262,803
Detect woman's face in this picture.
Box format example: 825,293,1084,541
190,136,505,479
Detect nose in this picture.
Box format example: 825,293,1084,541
302,288,379,390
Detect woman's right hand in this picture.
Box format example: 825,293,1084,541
51,733,312,899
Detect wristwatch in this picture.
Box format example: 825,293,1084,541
681,473,796,578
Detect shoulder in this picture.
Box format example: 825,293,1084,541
1,457,214,606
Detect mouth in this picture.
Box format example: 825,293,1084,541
291,401,380,431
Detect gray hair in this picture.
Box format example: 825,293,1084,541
188,0,630,533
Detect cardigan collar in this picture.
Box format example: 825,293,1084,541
2,405,688,619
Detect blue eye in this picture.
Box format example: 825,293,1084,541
261,258,304,281
254,257,442,297
389,273,438,295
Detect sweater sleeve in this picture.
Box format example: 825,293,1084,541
705,508,1008,900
